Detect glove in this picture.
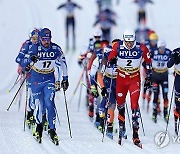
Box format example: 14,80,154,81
101,87,108,97
55,81,60,91
17,66,25,74
172,49,180,65
30,55,39,63
61,79,69,91
108,57,117,66
144,76,152,90
90,85,99,98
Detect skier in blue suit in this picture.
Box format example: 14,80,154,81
23,28,69,144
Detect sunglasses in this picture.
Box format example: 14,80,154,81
94,36,101,39
159,46,165,50
41,37,51,42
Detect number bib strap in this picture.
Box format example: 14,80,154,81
117,66,140,74
32,66,55,74
153,68,168,73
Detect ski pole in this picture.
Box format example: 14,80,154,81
55,107,61,127
63,90,72,138
7,74,21,93
18,77,25,111
125,102,132,129
23,81,28,131
7,76,26,111
69,69,85,103
139,108,145,136
165,81,175,133
88,74,101,89
102,67,114,142
78,77,83,112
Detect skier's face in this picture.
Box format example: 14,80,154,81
40,37,51,48
94,36,101,41
158,46,165,54
31,34,38,44
150,39,158,47
124,41,135,49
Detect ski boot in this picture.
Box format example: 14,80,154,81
164,107,169,123
42,114,48,131
26,110,34,129
48,129,59,145
117,104,127,144
133,136,142,149
106,122,113,139
97,117,105,133
132,109,142,148
94,113,100,128
118,124,127,145
133,128,142,148
35,123,43,143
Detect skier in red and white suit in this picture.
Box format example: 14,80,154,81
108,29,152,147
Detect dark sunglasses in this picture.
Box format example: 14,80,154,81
41,37,51,42
94,36,101,39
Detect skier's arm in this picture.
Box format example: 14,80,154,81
110,19,116,26
93,19,100,27
141,44,152,75
15,41,29,66
87,52,96,70
89,58,99,85
55,64,62,82
57,4,66,10
20,44,38,71
56,49,68,80
148,0,154,4
167,49,176,68
108,42,118,61
74,3,82,9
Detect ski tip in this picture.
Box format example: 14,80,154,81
135,143,142,149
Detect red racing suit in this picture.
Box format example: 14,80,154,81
108,40,151,110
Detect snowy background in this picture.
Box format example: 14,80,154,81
0,0,180,153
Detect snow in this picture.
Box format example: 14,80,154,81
0,0,180,153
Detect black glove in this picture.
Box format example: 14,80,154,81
101,87,108,97
30,55,39,63
144,76,152,90
61,79,69,91
108,57,117,66
172,49,180,64
25,65,31,72
55,81,60,91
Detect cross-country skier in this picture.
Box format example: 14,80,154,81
22,28,69,144
15,28,39,129
108,29,152,148
57,0,82,51
167,46,180,135
97,39,127,140
151,39,171,123
134,0,154,25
